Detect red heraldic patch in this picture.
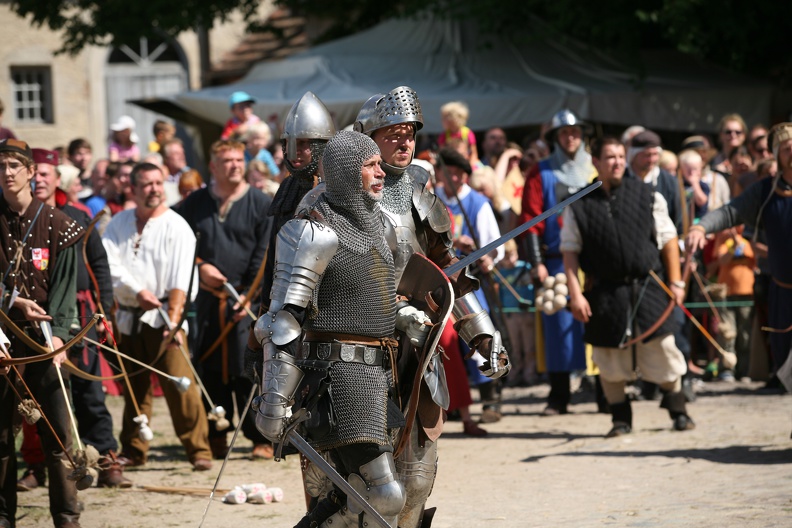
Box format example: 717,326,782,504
32,247,49,271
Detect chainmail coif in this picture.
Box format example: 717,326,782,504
314,130,389,256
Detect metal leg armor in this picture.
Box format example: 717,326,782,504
321,452,406,528
396,426,438,528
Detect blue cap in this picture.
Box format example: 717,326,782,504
229,91,256,108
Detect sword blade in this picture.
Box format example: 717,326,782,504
444,180,601,277
157,306,172,329
222,281,244,304
223,282,257,320
286,430,391,528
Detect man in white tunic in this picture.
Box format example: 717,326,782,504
102,162,213,470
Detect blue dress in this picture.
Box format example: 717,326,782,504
536,160,586,372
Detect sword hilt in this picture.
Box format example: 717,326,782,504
275,408,311,460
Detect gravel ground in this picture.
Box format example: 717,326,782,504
13,379,792,527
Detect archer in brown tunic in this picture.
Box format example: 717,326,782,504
0,138,83,528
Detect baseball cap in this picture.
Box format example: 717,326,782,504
229,91,256,108
0,138,33,161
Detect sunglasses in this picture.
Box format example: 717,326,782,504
723,129,744,136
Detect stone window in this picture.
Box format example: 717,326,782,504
10,66,54,124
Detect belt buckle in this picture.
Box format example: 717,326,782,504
317,343,332,360
301,342,310,360
363,346,377,365
340,344,355,362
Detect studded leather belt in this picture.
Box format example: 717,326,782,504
300,341,390,368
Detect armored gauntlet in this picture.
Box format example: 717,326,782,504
452,292,511,379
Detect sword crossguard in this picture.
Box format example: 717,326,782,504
275,408,311,460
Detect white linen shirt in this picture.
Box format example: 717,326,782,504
102,208,197,335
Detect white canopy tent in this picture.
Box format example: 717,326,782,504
142,15,774,134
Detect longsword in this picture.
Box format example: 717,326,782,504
444,180,601,277
285,428,391,528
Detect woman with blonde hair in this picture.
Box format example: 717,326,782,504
712,113,747,175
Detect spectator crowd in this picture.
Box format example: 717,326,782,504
1,86,790,528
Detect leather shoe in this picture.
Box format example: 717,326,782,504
540,405,567,417
17,465,45,491
478,408,502,424
192,458,213,471
58,522,81,528
116,453,145,467
605,423,632,438
98,463,132,488
673,414,696,432
252,443,274,460
462,420,488,437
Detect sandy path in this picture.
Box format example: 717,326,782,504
14,381,792,527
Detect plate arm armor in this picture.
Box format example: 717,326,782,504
253,218,338,442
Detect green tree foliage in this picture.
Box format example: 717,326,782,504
11,0,264,55
11,0,791,84
275,0,790,84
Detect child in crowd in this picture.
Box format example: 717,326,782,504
246,159,280,197
660,149,679,176
221,91,261,140
678,149,710,221
108,115,140,162
438,101,479,167
710,226,756,381
148,120,176,153
242,122,280,178
495,240,536,386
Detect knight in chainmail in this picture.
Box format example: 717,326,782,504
520,109,593,417
353,86,510,528
244,90,334,429
253,130,432,528
255,91,335,314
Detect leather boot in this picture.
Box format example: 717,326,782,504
98,451,133,488
606,400,632,438
17,463,46,491
543,372,570,415
660,391,696,431
477,381,502,422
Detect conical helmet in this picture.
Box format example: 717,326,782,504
281,91,336,159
